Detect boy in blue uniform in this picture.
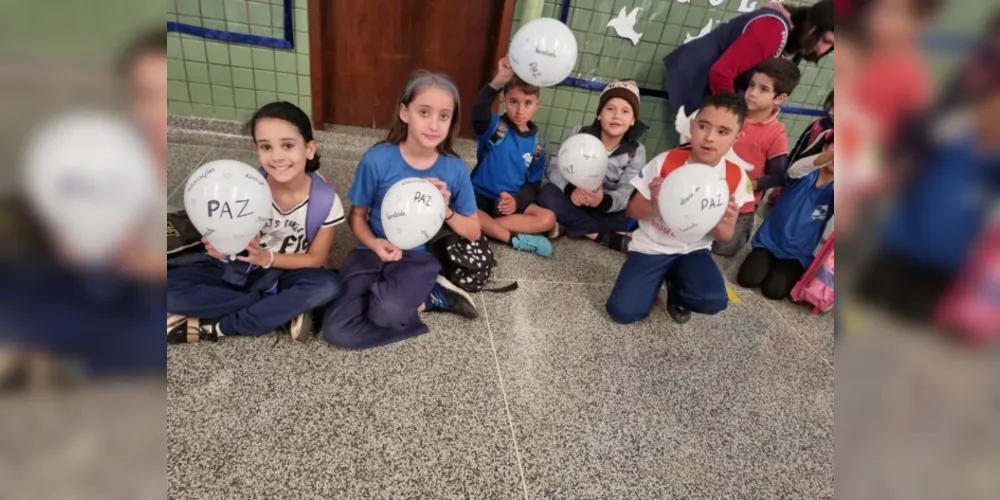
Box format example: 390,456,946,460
738,138,835,300
470,57,557,257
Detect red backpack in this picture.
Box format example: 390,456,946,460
658,146,743,196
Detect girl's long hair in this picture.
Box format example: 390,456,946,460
379,70,461,157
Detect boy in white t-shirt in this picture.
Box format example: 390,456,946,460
606,93,755,324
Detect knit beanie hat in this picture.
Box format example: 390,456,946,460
598,79,640,117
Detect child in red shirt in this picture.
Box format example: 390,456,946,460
712,58,802,256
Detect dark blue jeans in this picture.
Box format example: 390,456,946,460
321,249,441,350
536,183,629,237
167,256,342,336
606,249,728,324
0,261,164,376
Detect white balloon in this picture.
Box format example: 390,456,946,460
23,110,156,264
557,134,609,191
380,178,447,251
509,17,579,87
183,160,272,256
657,163,730,243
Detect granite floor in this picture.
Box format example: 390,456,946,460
168,139,834,500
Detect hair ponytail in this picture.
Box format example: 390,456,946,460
306,152,322,172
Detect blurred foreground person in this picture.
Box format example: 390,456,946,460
0,30,166,386
858,63,1000,323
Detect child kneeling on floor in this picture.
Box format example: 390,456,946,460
606,93,755,325
537,79,647,252
738,136,834,300
321,70,482,350
167,102,345,343
469,56,557,257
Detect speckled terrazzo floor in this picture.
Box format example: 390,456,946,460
167,121,834,500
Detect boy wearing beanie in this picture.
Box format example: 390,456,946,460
537,79,647,252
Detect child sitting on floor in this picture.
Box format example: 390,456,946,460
606,92,755,325
469,56,557,258
738,136,835,300
537,79,647,253
321,70,481,350
712,58,801,256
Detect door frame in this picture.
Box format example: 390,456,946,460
307,0,516,129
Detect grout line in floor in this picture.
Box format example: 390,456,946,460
167,147,214,202
478,292,531,500
761,296,833,368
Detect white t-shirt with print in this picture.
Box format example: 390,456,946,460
628,151,755,255
258,193,346,254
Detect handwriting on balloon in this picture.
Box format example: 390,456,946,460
534,47,557,58
700,192,725,211
207,199,254,219
413,191,434,207
186,167,215,193
385,210,406,220
528,62,542,79
678,222,698,233
203,227,215,237
245,173,265,185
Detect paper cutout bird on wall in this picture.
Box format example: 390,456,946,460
606,6,643,46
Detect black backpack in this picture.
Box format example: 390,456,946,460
429,228,517,294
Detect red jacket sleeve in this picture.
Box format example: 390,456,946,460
709,17,788,95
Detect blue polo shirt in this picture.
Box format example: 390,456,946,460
471,114,547,200
752,169,835,268
882,135,1000,273
348,143,477,252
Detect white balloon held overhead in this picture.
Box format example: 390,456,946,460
657,163,730,243
508,17,579,87
557,134,609,191
23,110,156,264
183,160,272,257
380,178,447,251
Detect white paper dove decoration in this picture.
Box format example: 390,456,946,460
607,6,643,45
674,106,755,173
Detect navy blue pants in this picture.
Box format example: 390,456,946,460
321,249,441,350
606,249,729,324
0,261,164,376
536,184,629,238
167,256,342,336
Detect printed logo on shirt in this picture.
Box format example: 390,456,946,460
522,152,533,168
745,180,754,195
812,205,830,221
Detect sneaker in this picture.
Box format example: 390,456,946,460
547,224,566,240
666,303,691,324
167,317,223,344
426,275,479,319
288,313,313,342
511,234,553,257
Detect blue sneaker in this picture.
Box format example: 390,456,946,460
511,234,553,257
426,276,479,319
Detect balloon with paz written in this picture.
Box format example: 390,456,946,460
22,110,156,264
657,163,730,243
557,133,609,191
183,160,272,257
381,178,447,250
508,17,578,87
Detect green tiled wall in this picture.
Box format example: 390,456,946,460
166,0,311,121
512,0,833,156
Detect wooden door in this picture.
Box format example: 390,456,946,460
315,0,513,137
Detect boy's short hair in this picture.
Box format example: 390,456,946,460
752,58,802,97
701,92,748,127
504,75,540,97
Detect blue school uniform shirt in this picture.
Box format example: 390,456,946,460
881,134,1000,273
471,114,547,200
752,169,835,268
347,143,478,252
